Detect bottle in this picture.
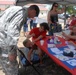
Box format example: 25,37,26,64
54,34,58,44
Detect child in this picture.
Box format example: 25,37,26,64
23,39,43,65
26,22,49,44
62,26,76,46
26,22,49,66
69,18,76,30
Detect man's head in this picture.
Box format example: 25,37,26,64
23,39,33,48
28,5,40,18
39,22,49,32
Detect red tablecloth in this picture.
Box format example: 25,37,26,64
35,36,76,75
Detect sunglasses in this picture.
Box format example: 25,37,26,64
54,6,58,7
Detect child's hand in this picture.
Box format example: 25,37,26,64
68,41,73,44
62,32,69,40
62,32,68,37
32,41,35,45
68,41,76,46
62,32,66,36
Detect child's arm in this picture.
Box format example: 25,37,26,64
62,32,70,40
32,35,43,43
27,49,33,64
67,35,76,40
62,31,76,40
68,41,76,46
26,33,35,38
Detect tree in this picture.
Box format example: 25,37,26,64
66,6,76,15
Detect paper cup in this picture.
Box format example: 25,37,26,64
40,40,44,45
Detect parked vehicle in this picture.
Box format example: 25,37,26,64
58,13,70,19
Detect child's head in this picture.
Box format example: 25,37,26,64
70,14,75,20
23,39,33,48
69,18,76,30
39,22,49,32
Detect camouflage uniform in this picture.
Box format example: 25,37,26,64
0,46,18,75
0,6,27,75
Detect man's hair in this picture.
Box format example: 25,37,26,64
23,39,29,47
29,5,40,16
40,22,49,31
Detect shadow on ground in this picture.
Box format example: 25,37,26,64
19,56,71,75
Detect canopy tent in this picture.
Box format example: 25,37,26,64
16,0,76,6
16,0,76,27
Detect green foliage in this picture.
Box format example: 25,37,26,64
48,4,76,15
66,6,76,15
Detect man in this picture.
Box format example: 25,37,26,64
0,5,40,75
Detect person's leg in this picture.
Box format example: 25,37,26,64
33,23,37,28
23,24,28,37
48,24,54,36
30,20,33,29
0,46,19,75
37,47,43,64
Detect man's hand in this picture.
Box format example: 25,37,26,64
8,54,16,61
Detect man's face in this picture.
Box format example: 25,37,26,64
28,9,36,18
26,40,33,48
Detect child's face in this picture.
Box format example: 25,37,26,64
26,40,33,47
40,26,44,32
72,27,76,33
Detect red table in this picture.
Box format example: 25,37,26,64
35,36,76,75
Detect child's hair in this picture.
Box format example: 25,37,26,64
40,22,49,31
23,39,29,47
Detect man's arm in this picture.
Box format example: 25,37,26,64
7,10,24,46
